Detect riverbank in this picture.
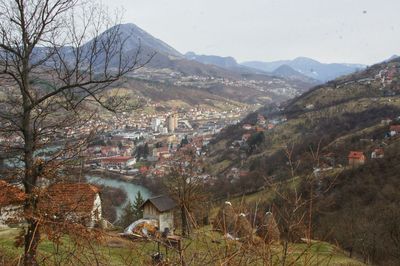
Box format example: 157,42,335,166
82,167,165,196
84,168,140,183
85,175,152,220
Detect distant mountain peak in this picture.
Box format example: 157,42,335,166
273,64,300,75
387,55,399,61
272,64,320,84
101,23,182,58
292,57,320,64
184,51,238,68
242,57,366,82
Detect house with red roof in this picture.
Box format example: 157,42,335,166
390,125,400,136
348,151,366,167
38,183,102,228
100,156,136,169
152,146,171,159
0,181,26,227
139,166,149,174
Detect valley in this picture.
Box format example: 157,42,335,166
0,2,399,265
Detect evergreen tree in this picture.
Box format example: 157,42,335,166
143,143,149,158
119,201,135,228
133,191,145,220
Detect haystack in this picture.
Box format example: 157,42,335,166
256,212,280,243
235,213,253,239
213,201,237,234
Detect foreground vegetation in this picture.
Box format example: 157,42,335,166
204,58,400,265
0,226,363,265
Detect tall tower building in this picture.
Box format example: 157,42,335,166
167,113,178,133
151,117,161,131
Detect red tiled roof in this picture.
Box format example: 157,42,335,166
348,151,365,160
101,156,133,163
0,181,26,207
140,166,149,173
38,183,100,215
390,125,400,133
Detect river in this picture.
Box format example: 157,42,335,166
85,175,152,218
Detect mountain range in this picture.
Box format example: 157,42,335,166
242,57,366,82
45,22,390,109
93,23,365,84
77,23,323,107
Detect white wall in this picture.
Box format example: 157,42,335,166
88,193,102,228
159,211,174,234
0,205,24,228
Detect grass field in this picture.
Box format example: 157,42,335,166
0,226,363,265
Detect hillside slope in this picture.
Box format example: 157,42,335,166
206,57,400,265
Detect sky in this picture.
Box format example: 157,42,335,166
106,0,400,65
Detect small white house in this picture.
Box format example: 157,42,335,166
141,195,177,235
0,181,26,228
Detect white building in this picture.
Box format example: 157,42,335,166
0,181,26,228
151,118,162,131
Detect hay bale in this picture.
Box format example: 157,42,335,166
235,213,253,239
256,212,280,243
213,201,237,234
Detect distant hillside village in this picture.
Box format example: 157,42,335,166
225,111,400,180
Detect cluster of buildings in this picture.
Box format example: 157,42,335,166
152,113,179,134
230,114,287,150
129,66,302,101
81,104,243,179
344,122,400,168
376,64,399,85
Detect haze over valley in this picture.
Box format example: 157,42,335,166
0,1,399,265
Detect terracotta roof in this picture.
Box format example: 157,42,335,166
141,195,177,212
101,156,133,162
390,125,400,133
0,181,26,207
38,183,100,215
348,151,365,160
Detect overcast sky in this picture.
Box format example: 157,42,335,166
106,0,400,65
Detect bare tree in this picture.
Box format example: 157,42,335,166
0,0,153,264
164,147,208,237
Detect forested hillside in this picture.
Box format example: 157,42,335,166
206,57,400,265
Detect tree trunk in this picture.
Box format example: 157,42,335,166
181,205,187,237
21,73,40,266
23,112,40,265
24,219,40,266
